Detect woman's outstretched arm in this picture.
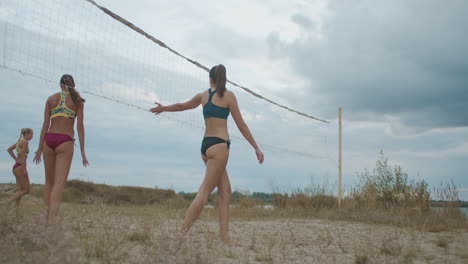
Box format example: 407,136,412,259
229,92,264,164
150,93,203,114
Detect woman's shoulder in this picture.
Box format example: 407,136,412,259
47,92,63,106
199,89,210,98
224,90,237,100
47,92,60,101
18,139,27,147
195,89,207,99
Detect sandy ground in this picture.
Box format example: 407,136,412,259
1,193,468,264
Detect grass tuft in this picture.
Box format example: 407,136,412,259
355,255,368,264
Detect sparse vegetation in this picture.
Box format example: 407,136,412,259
435,238,448,248
126,231,151,243
380,238,402,256
353,150,430,210
254,255,273,263
0,198,466,264
0,151,467,263
355,255,368,264
64,180,176,205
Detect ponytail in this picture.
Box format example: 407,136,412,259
60,74,85,109
18,128,32,143
68,86,85,108
209,64,227,97
18,128,25,143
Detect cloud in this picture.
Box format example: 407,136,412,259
291,13,314,29
268,0,468,131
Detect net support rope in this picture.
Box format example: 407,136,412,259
83,0,329,124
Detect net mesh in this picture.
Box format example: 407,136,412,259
0,0,336,184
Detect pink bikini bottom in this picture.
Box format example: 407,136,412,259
13,162,22,170
44,133,75,151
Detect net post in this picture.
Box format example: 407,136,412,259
3,21,7,67
338,107,342,209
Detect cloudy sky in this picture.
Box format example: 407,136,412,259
0,0,467,200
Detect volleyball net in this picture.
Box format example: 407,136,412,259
0,0,337,186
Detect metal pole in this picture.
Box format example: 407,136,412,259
338,107,342,208
3,21,7,67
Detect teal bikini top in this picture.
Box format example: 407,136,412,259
203,89,230,120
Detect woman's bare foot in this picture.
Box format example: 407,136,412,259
222,235,242,246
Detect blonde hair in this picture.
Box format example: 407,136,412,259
18,128,33,142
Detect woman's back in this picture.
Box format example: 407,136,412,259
202,89,231,139
15,139,29,164
47,92,77,137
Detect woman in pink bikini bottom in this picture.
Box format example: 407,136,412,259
34,74,89,225
6,128,33,208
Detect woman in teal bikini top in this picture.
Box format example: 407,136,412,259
150,64,264,244
201,87,231,156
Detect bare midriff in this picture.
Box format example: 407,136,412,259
204,118,229,140
48,117,75,138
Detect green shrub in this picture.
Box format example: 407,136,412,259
353,150,430,210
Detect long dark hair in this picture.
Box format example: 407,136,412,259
60,74,85,108
209,64,227,97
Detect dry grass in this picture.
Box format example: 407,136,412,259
354,255,368,264
63,180,176,205
380,237,402,256
1,151,467,264
1,179,466,234
435,239,448,248
0,180,176,206
0,194,467,264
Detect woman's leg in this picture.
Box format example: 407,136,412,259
17,169,31,207
7,170,22,205
8,167,30,206
200,156,232,242
47,141,74,225
43,144,56,210
180,143,229,235
217,170,232,243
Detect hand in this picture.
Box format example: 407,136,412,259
255,148,264,164
82,153,89,167
150,102,164,115
33,151,42,164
